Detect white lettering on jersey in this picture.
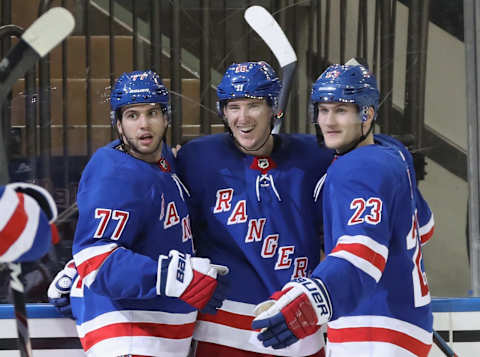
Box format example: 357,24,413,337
227,200,248,225
406,209,430,307
347,197,383,225
213,188,234,213
291,257,308,279
164,202,180,228
261,234,279,257
182,215,192,242
275,246,295,270
245,218,266,242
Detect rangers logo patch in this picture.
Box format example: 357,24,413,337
325,69,341,80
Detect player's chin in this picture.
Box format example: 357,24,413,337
238,138,260,151
135,142,161,155
323,137,343,151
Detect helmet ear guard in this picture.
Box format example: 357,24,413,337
360,106,370,122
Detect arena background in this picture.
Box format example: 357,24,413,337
0,0,478,355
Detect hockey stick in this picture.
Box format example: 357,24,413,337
244,5,297,134
433,330,458,357
0,7,74,357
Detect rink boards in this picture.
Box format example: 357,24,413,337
0,298,479,356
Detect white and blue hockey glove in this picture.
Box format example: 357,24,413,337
47,259,77,319
157,250,229,313
252,277,332,349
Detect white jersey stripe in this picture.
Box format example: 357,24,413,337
336,235,389,259
326,341,421,357
419,213,435,243
328,315,432,344
330,250,383,282
85,335,193,357
74,243,119,266
77,309,197,337
194,320,324,356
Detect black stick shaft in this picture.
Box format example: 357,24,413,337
0,33,40,357
433,330,458,357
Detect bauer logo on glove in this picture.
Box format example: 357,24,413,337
252,277,332,349
157,249,229,313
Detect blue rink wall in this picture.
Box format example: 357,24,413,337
0,298,479,356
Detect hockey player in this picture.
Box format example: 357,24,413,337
176,61,334,357
68,70,228,357
251,63,435,356
0,182,58,262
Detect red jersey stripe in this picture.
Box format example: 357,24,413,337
420,226,434,245
332,242,386,272
77,250,113,279
328,326,431,357
0,194,27,256
198,309,254,331
81,321,195,351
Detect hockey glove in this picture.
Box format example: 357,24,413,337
251,277,332,349
47,259,77,319
8,182,60,244
157,250,229,313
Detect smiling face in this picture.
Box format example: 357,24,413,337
223,98,274,156
116,103,168,162
315,102,374,153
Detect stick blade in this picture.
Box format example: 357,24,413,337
21,7,75,58
244,6,296,67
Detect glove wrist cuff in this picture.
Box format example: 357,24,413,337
286,277,332,325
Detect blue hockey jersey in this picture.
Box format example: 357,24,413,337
176,133,334,355
0,185,54,262
71,140,196,357
312,134,435,357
